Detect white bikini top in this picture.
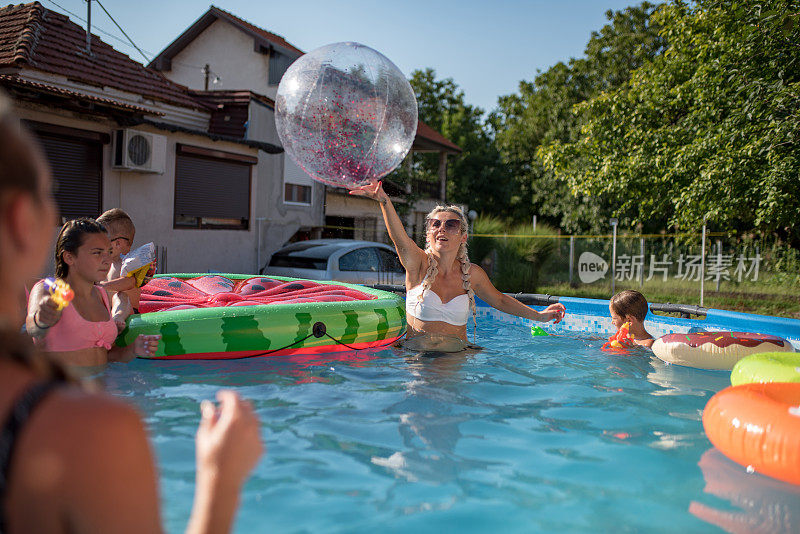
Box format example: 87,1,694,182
406,285,470,326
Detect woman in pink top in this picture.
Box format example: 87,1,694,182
26,218,160,367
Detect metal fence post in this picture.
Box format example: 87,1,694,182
639,237,645,287
716,239,722,292
700,222,707,307
610,218,618,295
569,235,575,285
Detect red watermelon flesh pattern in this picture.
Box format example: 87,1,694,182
139,276,377,313
659,332,786,348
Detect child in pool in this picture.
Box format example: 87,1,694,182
96,208,144,319
609,290,654,348
26,218,160,367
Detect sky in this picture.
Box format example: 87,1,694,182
42,0,640,113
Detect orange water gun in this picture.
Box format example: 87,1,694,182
43,277,74,311
602,322,636,352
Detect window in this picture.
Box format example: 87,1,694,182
339,247,380,272
376,248,405,274
283,156,313,206
268,254,327,270
284,183,312,204
268,242,342,270
268,51,298,85
174,145,255,230
28,123,104,222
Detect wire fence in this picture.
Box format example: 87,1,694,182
316,223,800,303
540,235,771,289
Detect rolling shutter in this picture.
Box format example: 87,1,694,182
269,51,297,85
36,133,103,220
174,151,252,224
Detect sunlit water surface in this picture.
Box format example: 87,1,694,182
103,316,800,533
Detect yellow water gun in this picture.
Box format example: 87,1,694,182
126,262,155,288
43,277,74,311
121,242,157,287
602,322,636,351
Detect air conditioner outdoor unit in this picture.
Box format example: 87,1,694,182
113,129,167,173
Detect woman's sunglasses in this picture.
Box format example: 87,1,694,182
427,219,462,232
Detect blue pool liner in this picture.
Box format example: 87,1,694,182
473,296,800,349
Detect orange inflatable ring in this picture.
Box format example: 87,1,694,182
652,331,793,370
703,383,800,485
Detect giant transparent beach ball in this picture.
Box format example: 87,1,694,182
275,42,418,189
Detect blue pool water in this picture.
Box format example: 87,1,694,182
104,314,800,533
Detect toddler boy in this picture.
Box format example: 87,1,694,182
96,208,140,320
609,290,655,348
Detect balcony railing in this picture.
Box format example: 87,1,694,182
411,178,442,200
327,177,443,201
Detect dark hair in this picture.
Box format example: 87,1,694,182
54,218,107,278
0,113,42,203
0,94,78,383
96,208,134,233
610,290,649,322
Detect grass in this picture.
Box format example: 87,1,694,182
537,279,800,319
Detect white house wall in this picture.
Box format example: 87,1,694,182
248,100,324,270
166,19,275,98
14,103,267,276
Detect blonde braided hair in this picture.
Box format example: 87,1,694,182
416,205,478,342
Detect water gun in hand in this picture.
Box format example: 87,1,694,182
602,322,636,352
531,325,549,337
43,277,74,311
121,242,156,287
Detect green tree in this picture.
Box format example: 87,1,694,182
495,3,665,232
407,69,512,214
541,0,800,244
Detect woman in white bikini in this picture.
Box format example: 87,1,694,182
350,181,566,351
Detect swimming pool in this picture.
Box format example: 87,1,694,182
104,302,800,533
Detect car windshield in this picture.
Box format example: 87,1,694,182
268,242,341,270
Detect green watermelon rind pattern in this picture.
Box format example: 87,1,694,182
117,274,406,358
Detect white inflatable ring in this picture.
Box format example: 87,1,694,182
652,331,793,370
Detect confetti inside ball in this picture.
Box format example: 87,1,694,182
275,42,418,189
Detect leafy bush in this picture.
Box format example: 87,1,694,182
468,215,504,265
468,217,557,292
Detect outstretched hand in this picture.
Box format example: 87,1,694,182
196,390,263,486
349,180,388,204
133,334,161,357
540,303,566,324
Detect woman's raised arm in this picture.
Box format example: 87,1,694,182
349,181,426,276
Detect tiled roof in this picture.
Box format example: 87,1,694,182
0,73,164,115
120,116,283,154
189,89,275,109
415,120,461,153
208,6,303,55
148,6,303,71
188,90,275,139
0,2,207,111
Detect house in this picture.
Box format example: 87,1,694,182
148,5,460,251
323,121,462,245
0,1,287,273
148,5,322,264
